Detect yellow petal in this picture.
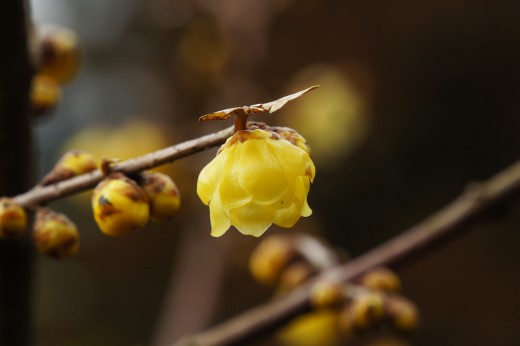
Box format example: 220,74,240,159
238,138,288,205
218,140,252,209
209,193,231,237
248,129,272,139
301,199,312,217
273,203,301,228
299,177,313,217
269,139,315,181
197,150,227,205
230,203,275,237
273,177,311,227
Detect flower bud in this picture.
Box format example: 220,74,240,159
359,267,401,293
0,198,27,238
249,235,296,286
386,296,420,332
139,172,181,222
30,74,61,117
310,280,345,309
92,174,149,236
278,261,315,292
41,150,98,185
33,208,79,259
277,310,341,346
35,25,80,84
338,292,385,333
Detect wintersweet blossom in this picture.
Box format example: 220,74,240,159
197,129,315,237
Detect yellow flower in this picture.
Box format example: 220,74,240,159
197,129,315,237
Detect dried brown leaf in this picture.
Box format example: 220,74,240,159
198,85,319,121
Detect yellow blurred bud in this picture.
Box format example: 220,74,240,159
139,172,181,223
277,310,341,346
359,267,401,293
92,174,149,236
386,296,420,332
41,150,98,185
36,25,80,84
197,129,315,237
311,280,345,309
278,261,315,292
33,208,79,259
249,235,296,286
0,198,27,238
339,292,385,333
282,64,371,169
30,74,61,116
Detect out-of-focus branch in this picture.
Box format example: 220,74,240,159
13,126,234,208
0,1,34,345
173,159,520,346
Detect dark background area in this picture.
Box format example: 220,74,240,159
28,0,520,345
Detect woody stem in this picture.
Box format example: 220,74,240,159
234,114,249,132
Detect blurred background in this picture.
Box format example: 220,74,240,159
30,0,520,345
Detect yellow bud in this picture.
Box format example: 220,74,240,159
0,198,27,238
359,267,401,293
277,310,341,346
197,129,315,237
92,174,149,236
310,280,345,309
139,172,181,222
30,74,61,116
33,208,79,259
338,292,385,332
36,25,80,84
386,296,420,332
41,150,98,185
249,235,296,286
278,261,315,292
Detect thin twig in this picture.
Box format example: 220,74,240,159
12,126,234,209
173,159,520,346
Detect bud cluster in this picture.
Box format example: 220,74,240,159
0,151,181,259
0,149,96,258
92,172,181,236
0,199,80,260
249,235,420,345
30,25,81,117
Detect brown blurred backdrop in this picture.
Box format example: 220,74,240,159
30,0,520,345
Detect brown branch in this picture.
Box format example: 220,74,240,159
12,126,234,208
173,158,520,346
